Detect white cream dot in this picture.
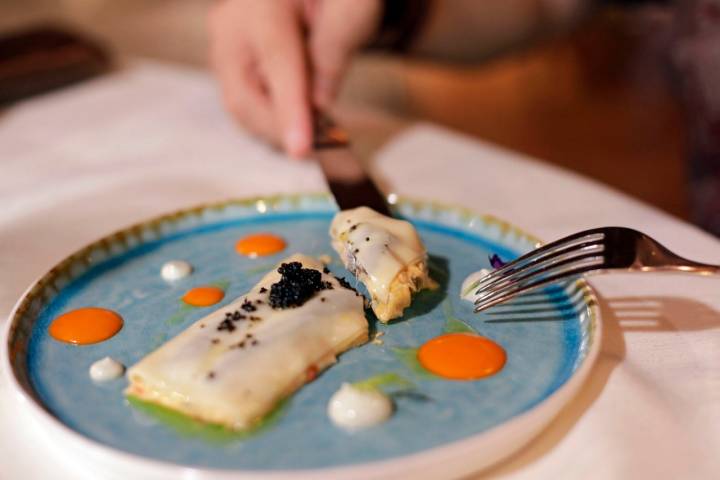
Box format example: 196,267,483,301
327,383,393,430
89,357,125,382
461,268,491,302
161,260,193,282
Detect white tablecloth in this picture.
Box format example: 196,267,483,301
1,62,718,479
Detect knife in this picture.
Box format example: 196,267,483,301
312,113,392,216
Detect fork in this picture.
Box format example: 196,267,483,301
471,226,719,313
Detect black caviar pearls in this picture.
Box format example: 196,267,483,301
241,299,257,312
213,261,364,333
217,318,236,332
219,303,261,332
230,332,260,349
269,262,333,309
222,310,247,326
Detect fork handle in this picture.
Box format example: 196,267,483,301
634,237,720,275
641,263,720,276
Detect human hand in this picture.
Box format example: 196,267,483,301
208,0,382,158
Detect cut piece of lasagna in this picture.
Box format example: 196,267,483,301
125,254,368,430
329,207,436,322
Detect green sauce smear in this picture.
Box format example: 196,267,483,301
392,300,479,379
443,299,477,334
127,395,288,444
352,372,414,392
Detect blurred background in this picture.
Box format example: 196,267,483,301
0,0,687,218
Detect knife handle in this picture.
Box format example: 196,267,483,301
312,111,350,150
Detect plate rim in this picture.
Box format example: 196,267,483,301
1,193,602,479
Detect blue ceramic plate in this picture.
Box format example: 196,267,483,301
4,194,600,478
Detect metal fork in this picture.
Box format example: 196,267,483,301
472,227,719,313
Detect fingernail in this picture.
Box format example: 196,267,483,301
284,128,309,159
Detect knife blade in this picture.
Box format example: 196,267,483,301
312,113,392,216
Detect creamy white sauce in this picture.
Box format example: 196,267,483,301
330,207,424,303
461,268,491,302
89,356,125,382
161,260,193,281
327,383,393,430
127,254,369,429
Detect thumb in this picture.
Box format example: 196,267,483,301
309,0,381,108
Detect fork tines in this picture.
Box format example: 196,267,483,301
473,230,608,312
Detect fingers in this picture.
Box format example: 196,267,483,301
211,41,276,142
209,4,277,144
309,0,381,107
208,0,312,158
257,6,313,158
207,0,377,157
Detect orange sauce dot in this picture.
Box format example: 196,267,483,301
417,333,506,380
235,233,286,257
49,307,123,345
182,286,225,307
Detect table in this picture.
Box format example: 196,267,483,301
1,62,718,479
